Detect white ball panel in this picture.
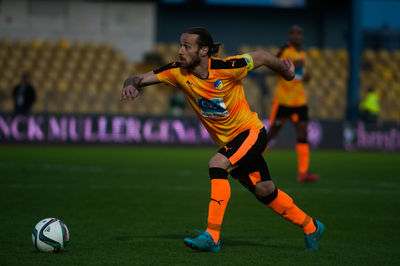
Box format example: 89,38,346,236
32,218,69,253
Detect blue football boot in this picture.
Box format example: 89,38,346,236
184,230,221,253
304,220,325,251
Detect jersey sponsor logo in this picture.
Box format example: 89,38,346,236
196,97,229,117
213,79,224,90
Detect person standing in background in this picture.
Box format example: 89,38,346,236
267,25,319,183
12,72,36,115
168,87,186,117
360,87,380,123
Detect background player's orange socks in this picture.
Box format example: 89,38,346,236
296,142,309,174
267,189,316,234
206,179,231,242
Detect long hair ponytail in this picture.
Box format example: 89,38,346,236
184,27,222,57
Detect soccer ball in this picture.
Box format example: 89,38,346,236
32,218,69,253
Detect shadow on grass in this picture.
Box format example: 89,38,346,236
222,238,297,250
114,233,185,241
114,233,299,250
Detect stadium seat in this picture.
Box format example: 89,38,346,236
308,47,322,60
0,38,398,121
238,44,252,54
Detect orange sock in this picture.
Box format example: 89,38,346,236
296,143,309,174
206,179,231,242
267,189,316,234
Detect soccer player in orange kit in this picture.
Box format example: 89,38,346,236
268,25,319,183
120,27,324,252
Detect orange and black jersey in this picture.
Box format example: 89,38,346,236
154,54,263,147
273,43,307,107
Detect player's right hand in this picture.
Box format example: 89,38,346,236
120,76,143,101
281,58,295,81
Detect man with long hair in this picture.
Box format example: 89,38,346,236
120,27,324,252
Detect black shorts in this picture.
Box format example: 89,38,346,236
218,127,271,185
270,103,309,126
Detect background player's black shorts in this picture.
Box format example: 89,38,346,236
274,104,309,124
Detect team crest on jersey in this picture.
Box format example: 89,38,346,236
196,97,229,117
213,80,224,90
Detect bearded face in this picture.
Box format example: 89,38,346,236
178,33,205,69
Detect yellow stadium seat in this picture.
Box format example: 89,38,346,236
308,47,322,60
30,39,43,50
21,61,34,72
53,50,67,63
0,79,10,92
377,49,391,63
362,49,376,62
14,39,27,51
57,80,69,93
335,48,348,63
0,99,13,112
0,38,12,49
155,42,169,55
237,45,252,54
168,43,180,53
381,68,393,81
392,50,400,62
57,39,70,51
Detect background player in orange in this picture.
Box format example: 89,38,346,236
268,25,319,183
120,27,324,252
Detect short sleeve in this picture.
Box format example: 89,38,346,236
242,53,254,71
231,54,253,80
213,55,252,80
153,62,180,88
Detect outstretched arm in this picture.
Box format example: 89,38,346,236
248,51,295,81
120,71,161,101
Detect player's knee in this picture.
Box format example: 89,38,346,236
254,180,276,199
256,185,278,204
297,129,307,141
296,123,308,140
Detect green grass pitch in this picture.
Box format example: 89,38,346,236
0,146,399,265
